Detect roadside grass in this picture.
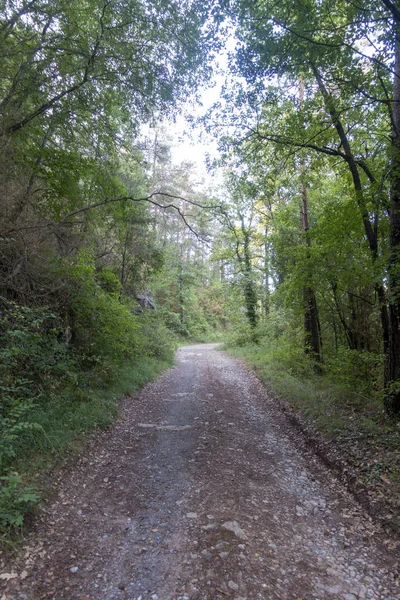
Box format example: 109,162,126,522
0,355,173,549
18,356,172,464
226,343,382,433
224,341,400,529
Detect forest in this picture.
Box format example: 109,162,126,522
1,0,400,539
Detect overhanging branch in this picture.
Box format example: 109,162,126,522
60,191,218,242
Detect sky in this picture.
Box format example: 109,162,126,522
168,38,236,176
139,37,236,195
168,91,220,167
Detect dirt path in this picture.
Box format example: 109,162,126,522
1,344,399,600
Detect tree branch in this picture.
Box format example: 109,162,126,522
271,15,395,76
381,0,400,23
249,128,347,159
3,0,110,134
60,192,215,242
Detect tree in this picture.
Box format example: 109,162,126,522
217,0,400,413
215,175,261,331
299,78,322,363
0,0,220,303
382,0,400,414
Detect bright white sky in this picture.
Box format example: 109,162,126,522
139,38,236,195
169,90,221,167
168,38,236,178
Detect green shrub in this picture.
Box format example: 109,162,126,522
326,347,384,393
0,253,177,541
0,297,72,469
62,252,142,365
224,320,256,347
0,400,43,470
0,474,40,532
138,312,176,360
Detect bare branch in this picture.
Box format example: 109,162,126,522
59,192,217,242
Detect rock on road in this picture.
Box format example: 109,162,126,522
1,344,399,600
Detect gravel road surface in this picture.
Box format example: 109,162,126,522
1,344,399,600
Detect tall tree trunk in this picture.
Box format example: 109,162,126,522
179,254,185,326
240,215,258,329
385,9,400,416
264,224,270,316
311,62,390,359
120,234,128,292
301,179,322,362
299,78,322,363
331,282,356,350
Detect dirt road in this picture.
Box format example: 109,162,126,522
1,344,399,599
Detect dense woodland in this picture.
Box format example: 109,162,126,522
1,0,400,536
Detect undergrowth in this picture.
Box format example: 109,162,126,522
225,342,384,432
0,255,176,546
223,311,386,434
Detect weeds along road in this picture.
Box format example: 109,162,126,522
1,344,399,600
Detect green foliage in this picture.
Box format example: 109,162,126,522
19,355,172,465
326,348,384,393
137,313,176,361
226,306,317,375
0,249,178,542
97,268,123,295
224,320,255,347
0,297,73,469
0,402,43,470
60,252,140,364
224,337,381,435
0,475,40,534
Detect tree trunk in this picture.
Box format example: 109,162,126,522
331,282,356,350
264,224,270,316
240,216,258,329
179,265,185,326
385,13,400,416
299,77,322,363
301,180,322,362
